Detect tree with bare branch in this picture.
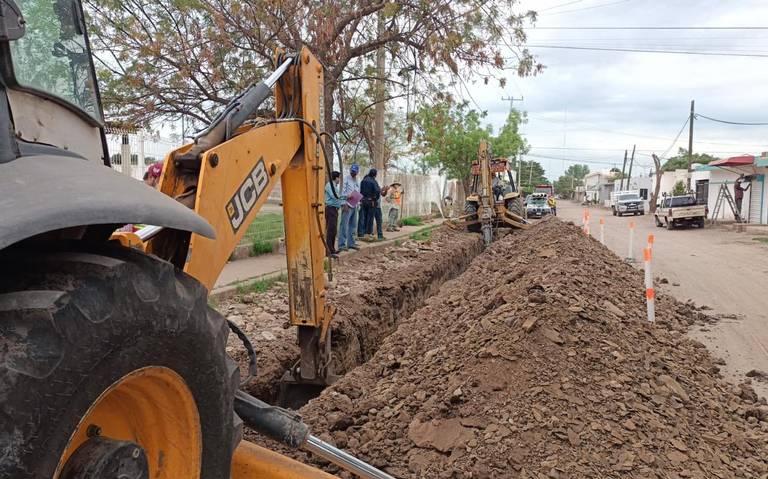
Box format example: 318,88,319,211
86,0,541,150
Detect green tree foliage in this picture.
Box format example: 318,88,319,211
671,180,687,196
553,164,590,197
413,100,491,185
493,110,529,161
662,148,718,172
412,101,538,189
518,160,547,194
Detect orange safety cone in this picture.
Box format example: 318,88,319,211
644,247,655,322
626,221,635,261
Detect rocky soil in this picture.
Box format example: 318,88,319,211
287,217,768,478
220,228,483,402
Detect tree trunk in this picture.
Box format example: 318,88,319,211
373,12,386,172
458,176,471,206
649,154,663,213
323,77,338,171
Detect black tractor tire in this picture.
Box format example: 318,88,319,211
612,208,617,216
505,197,525,221
666,219,675,230
0,243,240,479
698,218,706,228
464,202,481,233
654,216,664,228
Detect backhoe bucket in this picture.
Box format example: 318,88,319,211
277,326,337,408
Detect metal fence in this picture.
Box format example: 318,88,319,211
105,128,178,181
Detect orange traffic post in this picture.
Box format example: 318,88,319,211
599,217,605,245
626,221,635,261
644,247,655,323
647,233,655,251
584,209,591,236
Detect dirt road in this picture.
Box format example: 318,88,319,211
559,201,768,397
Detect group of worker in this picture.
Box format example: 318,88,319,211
324,163,403,258
142,160,404,259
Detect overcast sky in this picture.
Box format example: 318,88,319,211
460,0,768,181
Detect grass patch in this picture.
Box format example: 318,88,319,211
400,216,423,226
240,212,284,246
251,239,274,256
236,273,288,295
752,237,768,244
409,225,436,242
394,239,403,247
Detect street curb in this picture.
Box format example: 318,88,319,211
209,222,444,302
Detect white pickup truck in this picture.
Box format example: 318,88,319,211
654,195,707,229
610,190,644,217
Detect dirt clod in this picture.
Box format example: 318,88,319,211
223,229,483,402
286,218,768,478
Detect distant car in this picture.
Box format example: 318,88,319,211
610,191,644,217
525,193,552,219
654,195,706,229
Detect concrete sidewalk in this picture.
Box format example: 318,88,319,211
213,218,443,294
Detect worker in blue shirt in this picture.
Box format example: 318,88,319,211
324,171,345,257
338,164,361,251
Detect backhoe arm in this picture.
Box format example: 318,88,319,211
147,48,335,385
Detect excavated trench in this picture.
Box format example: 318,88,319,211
222,228,484,407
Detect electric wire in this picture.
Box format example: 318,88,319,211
524,44,768,58
537,0,584,13
659,116,690,160
532,26,768,30
543,0,632,16
694,113,768,126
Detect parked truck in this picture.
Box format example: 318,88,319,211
610,190,645,217
654,194,707,229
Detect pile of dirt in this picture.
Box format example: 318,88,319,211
221,228,483,402
291,218,768,478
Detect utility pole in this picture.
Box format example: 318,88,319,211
619,149,628,190
528,160,534,188
627,144,636,189
501,95,524,111
687,99,695,190
373,12,386,172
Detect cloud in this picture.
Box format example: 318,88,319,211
462,0,768,180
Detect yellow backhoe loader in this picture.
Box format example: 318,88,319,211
448,140,528,244
0,1,392,477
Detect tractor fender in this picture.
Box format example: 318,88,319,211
0,154,214,249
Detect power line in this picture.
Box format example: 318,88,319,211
530,146,655,152
537,0,584,13
524,152,650,168
543,0,632,16
659,117,690,159
531,26,768,30
524,44,768,58
695,113,768,126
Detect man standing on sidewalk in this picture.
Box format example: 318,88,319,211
384,182,402,232
325,171,344,258
360,168,382,241
338,164,361,251
547,195,557,216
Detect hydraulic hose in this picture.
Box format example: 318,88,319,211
178,56,295,161
234,390,394,479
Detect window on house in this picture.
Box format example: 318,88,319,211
639,189,648,200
